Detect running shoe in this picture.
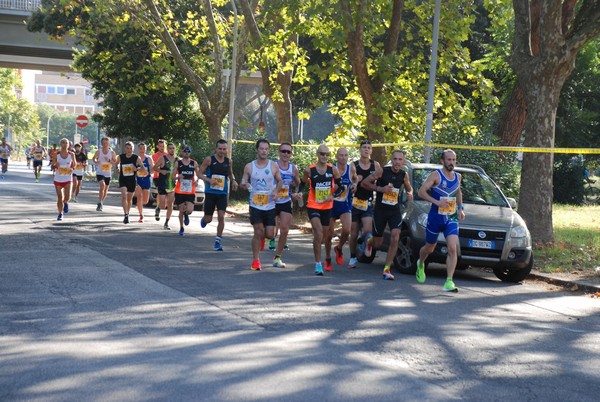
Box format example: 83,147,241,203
163,223,170,230
324,260,333,272
268,238,276,251
273,257,286,268
315,262,324,276
200,218,207,228
57,213,63,221
72,196,77,203
214,241,223,251
154,207,160,221
63,203,69,213
96,203,102,212
416,259,426,284
184,213,190,226
35,178,38,183
284,243,290,251
382,268,395,280
443,278,458,292
347,257,358,269
138,216,144,223
251,259,262,271
179,228,184,236
334,246,344,265
123,215,129,224
364,232,373,257
260,238,265,251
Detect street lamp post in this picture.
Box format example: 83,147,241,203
46,112,55,148
226,0,238,159
423,0,441,163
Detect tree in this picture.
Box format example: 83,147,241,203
510,0,600,244
298,0,496,163
0,69,40,154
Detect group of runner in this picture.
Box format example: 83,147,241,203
38,135,463,291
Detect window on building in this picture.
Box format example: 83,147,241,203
67,88,75,95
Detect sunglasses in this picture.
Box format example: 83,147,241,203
319,152,330,157
280,149,292,154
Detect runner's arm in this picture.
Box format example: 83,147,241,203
229,159,238,191
239,163,252,191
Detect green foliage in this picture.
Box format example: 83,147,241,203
553,155,585,205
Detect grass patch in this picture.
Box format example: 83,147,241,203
534,204,600,273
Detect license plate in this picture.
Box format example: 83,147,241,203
469,239,494,249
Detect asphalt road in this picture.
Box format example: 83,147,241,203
1,161,599,402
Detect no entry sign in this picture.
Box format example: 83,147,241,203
76,115,89,128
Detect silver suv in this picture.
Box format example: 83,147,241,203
360,162,533,283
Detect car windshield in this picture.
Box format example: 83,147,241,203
412,168,508,207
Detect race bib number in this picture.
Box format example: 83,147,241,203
382,188,400,206
334,187,348,202
353,197,368,211
438,197,457,215
59,167,73,176
121,164,135,176
211,174,225,191
252,191,270,206
277,185,290,199
35,154,43,160
180,179,193,193
101,163,112,172
314,183,331,203
137,169,148,177
74,163,84,172
1,153,6,159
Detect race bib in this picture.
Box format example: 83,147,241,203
353,197,368,211
101,163,112,172
35,154,43,160
59,167,73,176
334,187,348,202
121,164,135,176
382,188,400,206
277,185,290,199
211,174,225,191
314,183,331,203
137,169,148,177
74,163,84,172
180,179,193,193
1,153,6,159
438,197,457,215
252,191,270,206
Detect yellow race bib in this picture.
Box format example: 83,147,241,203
211,174,225,191
438,197,457,215
59,167,73,176
121,164,136,176
277,185,290,199
101,163,112,172
252,192,269,206
382,188,400,206
352,197,368,211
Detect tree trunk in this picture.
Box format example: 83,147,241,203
273,95,293,144
206,114,222,143
496,84,527,146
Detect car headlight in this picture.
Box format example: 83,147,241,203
510,225,531,247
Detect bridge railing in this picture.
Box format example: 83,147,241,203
0,0,41,11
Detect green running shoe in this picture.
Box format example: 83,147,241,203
416,259,426,283
443,278,458,292
268,238,276,251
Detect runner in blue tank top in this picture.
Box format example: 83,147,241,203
416,149,465,292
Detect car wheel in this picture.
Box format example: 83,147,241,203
394,229,418,274
492,256,533,283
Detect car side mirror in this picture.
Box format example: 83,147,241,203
507,197,517,209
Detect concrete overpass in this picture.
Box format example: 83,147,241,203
0,0,75,71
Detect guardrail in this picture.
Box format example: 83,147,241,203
0,0,41,11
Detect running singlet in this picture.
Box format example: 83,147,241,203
0,145,10,160
151,151,166,179
157,156,176,191
205,155,230,195
54,152,74,183
74,151,87,175
249,160,276,211
306,164,334,210
33,146,45,161
374,166,406,211
429,169,460,220
353,160,376,210
175,159,197,194
96,149,114,177
333,163,352,204
118,153,138,179
276,161,295,204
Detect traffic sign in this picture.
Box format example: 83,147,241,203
76,115,89,128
